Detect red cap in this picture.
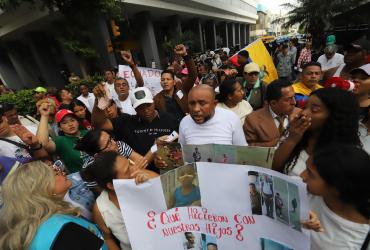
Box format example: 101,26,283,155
55,109,76,123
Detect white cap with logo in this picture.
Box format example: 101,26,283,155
131,87,154,109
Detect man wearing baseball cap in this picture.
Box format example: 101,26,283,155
350,63,370,118
324,38,369,81
92,86,178,172
240,62,267,110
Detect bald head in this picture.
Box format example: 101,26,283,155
189,84,216,100
188,84,217,124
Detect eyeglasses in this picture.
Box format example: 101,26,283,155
98,136,113,152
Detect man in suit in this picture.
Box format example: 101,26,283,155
243,79,300,147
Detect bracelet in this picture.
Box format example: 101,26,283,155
29,143,42,151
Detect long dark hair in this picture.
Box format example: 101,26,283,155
312,145,370,219
75,129,106,156
216,77,239,103
70,99,91,122
284,88,361,173
84,151,119,190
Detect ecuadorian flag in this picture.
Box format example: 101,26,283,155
229,39,278,84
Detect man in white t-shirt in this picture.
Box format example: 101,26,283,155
113,51,145,115
104,68,117,97
179,85,247,145
317,45,344,71
0,108,47,162
77,84,96,113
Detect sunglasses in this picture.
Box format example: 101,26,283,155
52,160,66,176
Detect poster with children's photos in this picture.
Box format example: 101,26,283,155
181,144,275,168
113,163,309,250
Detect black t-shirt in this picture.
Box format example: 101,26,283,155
112,112,179,171
164,95,185,122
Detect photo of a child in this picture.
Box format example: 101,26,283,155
161,164,202,209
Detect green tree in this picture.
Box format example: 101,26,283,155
279,0,367,44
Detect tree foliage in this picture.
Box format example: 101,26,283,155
280,0,367,42
0,0,123,59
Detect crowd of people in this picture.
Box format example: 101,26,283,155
0,35,369,250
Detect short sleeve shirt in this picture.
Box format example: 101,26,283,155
54,130,88,173
111,113,179,156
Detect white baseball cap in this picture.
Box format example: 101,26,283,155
131,87,154,109
350,63,370,77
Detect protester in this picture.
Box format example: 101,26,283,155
0,105,47,162
154,44,197,122
302,145,370,250
113,50,145,115
349,63,370,119
236,50,250,77
77,84,96,113
216,77,253,125
33,86,60,110
104,68,116,97
87,151,157,250
102,99,122,120
243,79,301,147
1,102,39,128
0,161,107,249
37,104,88,173
57,88,74,110
35,98,59,137
240,62,267,110
297,41,312,71
323,39,369,81
92,86,178,172
272,88,361,177
292,62,323,107
178,85,247,145
276,44,295,81
75,129,149,173
70,99,93,130
317,45,344,72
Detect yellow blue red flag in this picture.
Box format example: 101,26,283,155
229,39,278,84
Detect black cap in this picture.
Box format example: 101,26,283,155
345,39,370,52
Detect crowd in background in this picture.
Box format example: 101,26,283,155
0,33,369,250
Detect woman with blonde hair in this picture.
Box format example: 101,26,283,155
0,161,107,250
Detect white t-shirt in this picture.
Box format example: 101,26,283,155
217,100,253,126
77,93,96,113
114,94,136,115
317,53,344,71
287,150,309,177
309,195,370,250
0,126,37,160
178,107,247,146
359,123,370,155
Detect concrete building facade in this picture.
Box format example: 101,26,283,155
0,0,258,89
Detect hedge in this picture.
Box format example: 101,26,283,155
0,75,104,116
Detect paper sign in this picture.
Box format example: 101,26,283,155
114,163,310,250
118,65,163,95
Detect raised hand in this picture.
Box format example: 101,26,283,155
10,124,39,147
92,82,107,98
38,101,52,117
174,44,188,57
288,112,311,141
120,50,135,66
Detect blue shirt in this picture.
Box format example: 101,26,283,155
174,184,201,207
